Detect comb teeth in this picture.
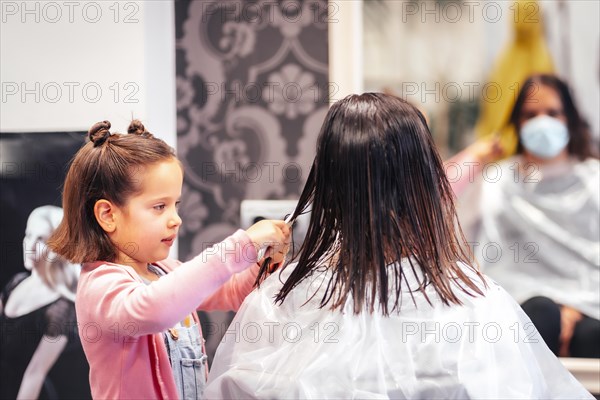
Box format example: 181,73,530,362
284,213,294,225
257,247,267,260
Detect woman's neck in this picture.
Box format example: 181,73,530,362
522,149,570,167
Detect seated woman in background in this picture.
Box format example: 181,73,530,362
0,205,90,399
451,74,599,359
204,93,592,399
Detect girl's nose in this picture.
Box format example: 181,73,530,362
169,211,182,228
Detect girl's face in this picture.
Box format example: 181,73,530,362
111,158,183,271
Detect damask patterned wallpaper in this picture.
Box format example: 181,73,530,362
175,0,329,260
175,0,329,357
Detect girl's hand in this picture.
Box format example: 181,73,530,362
245,219,291,262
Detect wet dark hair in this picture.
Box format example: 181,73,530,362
258,93,484,315
48,120,177,263
510,74,598,160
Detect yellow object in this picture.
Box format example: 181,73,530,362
474,0,554,156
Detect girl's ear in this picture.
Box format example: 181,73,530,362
94,199,117,233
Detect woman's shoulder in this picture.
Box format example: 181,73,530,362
1,272,29,304
453,262,520,309
572,158,599,196
254,262,297,298
577,157,600,173
261,260,496,300
249,262,331,309
268,262,331,288
45,297,77,336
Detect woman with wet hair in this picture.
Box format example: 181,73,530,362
204,93,592,399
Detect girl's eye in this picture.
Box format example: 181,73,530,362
154,204,166,211
175,201,181,209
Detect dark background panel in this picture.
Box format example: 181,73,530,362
0,132,86,289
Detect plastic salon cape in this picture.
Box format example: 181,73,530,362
457,156,600,320
204,260,592,399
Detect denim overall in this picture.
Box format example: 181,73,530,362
146,264,208,399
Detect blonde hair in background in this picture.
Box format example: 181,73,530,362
25,205,79,302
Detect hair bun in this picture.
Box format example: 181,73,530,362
127,119,153,138
88,121,111,147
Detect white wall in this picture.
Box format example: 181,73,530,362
0,0,176,147
328,0,363,102
543,0,600,141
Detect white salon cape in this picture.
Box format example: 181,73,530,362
204,261,592,399
458,156,600,320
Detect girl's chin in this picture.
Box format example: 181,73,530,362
155,250,171,262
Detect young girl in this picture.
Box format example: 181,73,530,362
204,93,592,399
48,120,290,399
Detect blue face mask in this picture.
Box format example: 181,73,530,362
519,115,569,159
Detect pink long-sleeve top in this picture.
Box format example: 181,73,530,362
75,229,259,399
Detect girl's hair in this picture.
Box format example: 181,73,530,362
262,93,484,315
510,74,598,160
48,120,176,263
27,205,79,301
